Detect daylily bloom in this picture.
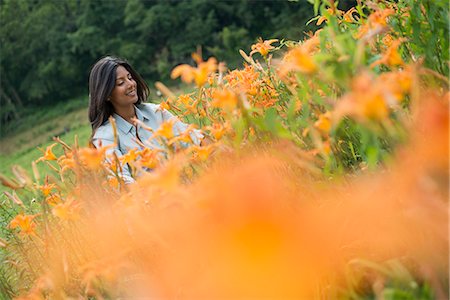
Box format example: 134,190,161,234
279,46,317,76
154,118,176,140
171,55,218,87
205,122,230,140
38,182,56,197
250,38,278,57
314,112,332,134
36,143,58,162
46,194,62,206
191,144,214,161
78,145,113,170
9,213,37,235
120,148,139,166
138,148,161,169
356,8,395,39
370,39,404,68
212,89,238,111
52,199,81,221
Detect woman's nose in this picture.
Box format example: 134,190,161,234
126,78,135,88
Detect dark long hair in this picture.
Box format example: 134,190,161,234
88,56,149,138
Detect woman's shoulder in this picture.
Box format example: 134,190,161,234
93,120,114,141
137,102,161,115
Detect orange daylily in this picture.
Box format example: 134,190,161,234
154,118,176,140
171,55,218,87
9,213,37,235
343,7,359,23
356,8,395,39
370,39,404,68
120,148,139,165
58,152,76,173
279,46,317,76
191,145,214,161
205,122,230,140
37,182,56,197
314,112,332,134
250,38,278,57
138,148,161,169
46,194,62,206
316,8,344,25
334,71,399,122
78,145,113,170
36,143,58,162
212,89,239,111
52,199,81,221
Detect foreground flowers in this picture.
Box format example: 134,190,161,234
0,0,448,298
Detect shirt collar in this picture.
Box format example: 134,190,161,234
113,105,149,134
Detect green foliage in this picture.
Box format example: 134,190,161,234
0,0,317,133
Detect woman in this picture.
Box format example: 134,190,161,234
89,56,202,183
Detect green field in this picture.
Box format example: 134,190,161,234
0,97,91,185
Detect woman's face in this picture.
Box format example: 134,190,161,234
109,65,138,108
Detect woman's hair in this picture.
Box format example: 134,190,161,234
88,56,149,137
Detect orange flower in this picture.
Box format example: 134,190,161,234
314,112,332,134
138,148,161,169
171,55,218,87
46,194,62,206
52,199,81,221
343,7,358,23
250,38,278,57
159,100,171,111
212,89,238,111
370,39,404,68
205,122,230,140
78,145,113,170
9,213,37,235
316,8,334,25
37,181,56,197
154,118,176,140
279,46,317,76
36,143,58,162
120,148,139,165
334,72,394,122
58,152,76,173
191,144,214,161
356,8,395,39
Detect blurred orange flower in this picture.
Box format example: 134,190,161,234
120,148,139,166
9,213,37,235
138,148,161,169
52,199,81,221
154,118,176,140
46,194,62,206
37,182,56,197
171,55,218,87
356,8,395,39
250,38,278,57
212,89,238,111
371,39,404,68
314,112,332,134
78,145,113,170
191,144,214,161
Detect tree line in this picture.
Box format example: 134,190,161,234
0,0,356,132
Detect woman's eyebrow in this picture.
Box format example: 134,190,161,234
116,73,131,80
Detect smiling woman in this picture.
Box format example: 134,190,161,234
88,56,202,184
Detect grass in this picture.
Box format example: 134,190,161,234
0,97,91,191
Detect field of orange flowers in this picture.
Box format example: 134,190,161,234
0,0,448,298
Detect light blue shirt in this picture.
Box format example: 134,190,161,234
92,103,202,183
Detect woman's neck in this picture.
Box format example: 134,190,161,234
114,105,136,124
